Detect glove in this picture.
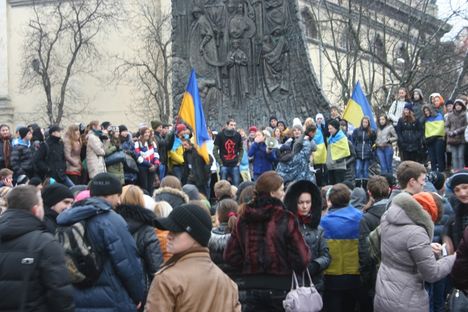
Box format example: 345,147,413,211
308,261,321,276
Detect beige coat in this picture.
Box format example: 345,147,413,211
63,137,82,174
86,131,106,179
145,247,240,312
374,193,455,312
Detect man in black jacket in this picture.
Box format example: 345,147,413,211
181,138,212,196
34,125,73,187
213,119,243,186
0,185,74,311
151,120,168,180
41,183,74,234
358,175,390,309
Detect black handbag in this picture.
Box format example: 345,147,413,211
447,289,468,312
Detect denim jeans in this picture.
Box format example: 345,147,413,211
426,276,451,312
427,138,445,172
158,163,166,180
355,159,370,179
239,289,288,312
451,144,465,171
220,166,240,186
376,146,393,174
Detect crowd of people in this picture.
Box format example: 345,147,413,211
0,87,468,311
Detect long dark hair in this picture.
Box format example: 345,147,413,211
378,115,389,130
360,116,372,136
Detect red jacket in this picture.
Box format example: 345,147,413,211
224,195,311,277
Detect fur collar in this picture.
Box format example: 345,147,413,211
153,187,189,203
392,193,434,239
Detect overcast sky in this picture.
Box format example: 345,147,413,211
437,0,468,39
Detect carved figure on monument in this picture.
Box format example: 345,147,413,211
227,39,249,107
261,29,289,94
171,0,330,127
189,6,220,85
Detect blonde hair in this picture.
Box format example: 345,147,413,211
65,124,81,143
120,185,145,207
153,201,173,218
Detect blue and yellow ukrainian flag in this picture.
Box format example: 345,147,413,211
178,70,210,164
328,130,350,161
313,128,327,165
320,206,362,275
343,81,377,129
424,113,445,138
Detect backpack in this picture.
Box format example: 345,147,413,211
55,220,103,288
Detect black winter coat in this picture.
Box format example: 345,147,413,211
283,180,330,292
35,136,67,182
396,117,423,152
0,209,74,312
352,127,376,160
208,223,237,276
43,207,59,234
115,204,163,289
154,132,167,164
10,142,34,177
358,199,388,294
183,148,211,194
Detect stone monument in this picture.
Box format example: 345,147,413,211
171,0,330,128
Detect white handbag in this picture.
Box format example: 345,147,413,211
283,269,323,312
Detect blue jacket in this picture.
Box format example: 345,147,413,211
57,197,145,312
248,142,276,176
276,139,315,185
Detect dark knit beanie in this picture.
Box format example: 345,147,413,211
42,183,74,208
154,204,212,247
151,120,163,130
404,103,414,112
328,119,340,131
118,125,128,133
18,127,30,139
89,173,122,197
449,169,468,190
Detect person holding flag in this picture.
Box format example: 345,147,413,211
326,119,351,184
313,122,328,186
177,69,212,171
342,81,377,131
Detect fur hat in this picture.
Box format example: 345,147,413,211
89,173,122,197
42,183,74,208
154,204,212,247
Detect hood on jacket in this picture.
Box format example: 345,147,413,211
350,187,368,210
422,104,437,118
387,192,434,240
453,99,467,113
115,204,156,225
153,187,189,209
284,180,322,228
115,204,157,232
412,88,424,102
243,195,286,222
0,209,45,241
56,197,112,226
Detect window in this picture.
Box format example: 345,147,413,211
301,10,318,39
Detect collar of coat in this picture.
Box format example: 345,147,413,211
156,247,210,274
392,192,434,240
